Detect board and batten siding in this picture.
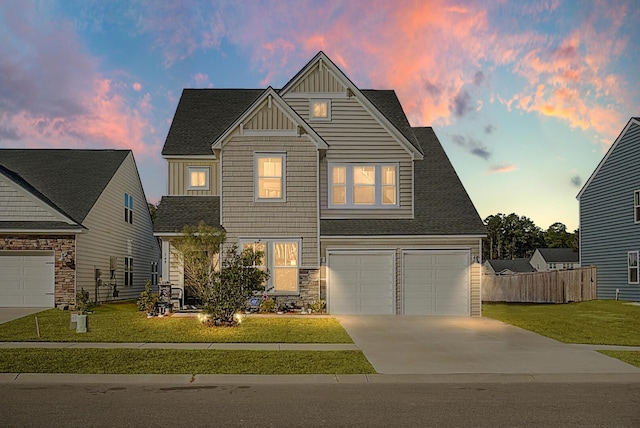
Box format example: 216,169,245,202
243,98,297,132
580,120,640,301
0,176,70,222
320,236,482,316
75,153,160,302
221,136,319,268
167,159,219,196
288,61,346,93
285,96,414,219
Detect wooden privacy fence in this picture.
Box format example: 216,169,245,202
483,265,597,303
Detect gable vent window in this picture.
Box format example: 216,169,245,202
634,190,640,223
124,193,133,224
310,99,331,121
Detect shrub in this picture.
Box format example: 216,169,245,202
259,297,276,313
137,280,159,313
75,287,90,314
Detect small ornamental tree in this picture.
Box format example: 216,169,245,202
172,223,268,325
205,244,269,324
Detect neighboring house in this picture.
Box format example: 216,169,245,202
578,117,640,300
530,248,580,272
0,149,160,307
483,258,536,276
154,52,486,316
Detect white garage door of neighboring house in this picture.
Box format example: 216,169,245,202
328,252,395,315
0,252,55,307
403,251,470,316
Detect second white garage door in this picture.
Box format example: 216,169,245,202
403,251,469,316
328,252,394,315
0,252,55,307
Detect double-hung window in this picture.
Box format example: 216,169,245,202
150,261,158,286
329,163,398,208
634,191,640,223
187,167,210,191
255,153,285,201
124,257,133,286
124,193,133,224
629,251,639,284
240,239,299,293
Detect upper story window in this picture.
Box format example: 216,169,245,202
310,99,331,121
187,167,210,191
124,193,133,224
634,191,640,223
328,163,398,209
255,153,286,202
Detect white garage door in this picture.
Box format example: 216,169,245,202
0,252,55,307
328,252,394,314
403,251,469,316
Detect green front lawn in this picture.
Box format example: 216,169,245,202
599,350,640,368
482,300,640,346
0,348,375,374
0,303,352,343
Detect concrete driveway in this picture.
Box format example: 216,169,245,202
337,315,640,375
0,308,47,324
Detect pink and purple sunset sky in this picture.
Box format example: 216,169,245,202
1,0,638,231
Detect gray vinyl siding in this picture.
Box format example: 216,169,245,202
286,97,413,219
221,136,319,268
580,121,640,300
320,236,482,316
75,153,160,302
0,176,67,222
167,159,219,196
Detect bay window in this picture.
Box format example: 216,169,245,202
329,163,399,208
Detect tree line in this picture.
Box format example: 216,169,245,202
483,213,578,261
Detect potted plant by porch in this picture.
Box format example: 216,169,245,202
75,288,90,333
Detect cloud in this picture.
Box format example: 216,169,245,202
474,70,486,86
484,124,496,134
193,73,210,87
132,82,142,91
0,1,157,157
488,164,516,174
570,175,582,187
452,134,491,160
450,90,474,118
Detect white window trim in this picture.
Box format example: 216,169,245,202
628,251,639,284
309,99,331,122
239,238,301,294
187,166,210,191
328,163,400,209
254,153,286,202
634,190,640,223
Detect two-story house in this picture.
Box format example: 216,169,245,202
153,52,486,316
0,149,160,307
529,248,580,272
578,117,640,300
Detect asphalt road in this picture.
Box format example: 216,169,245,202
2,382,639,427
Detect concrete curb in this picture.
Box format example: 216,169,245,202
2,372,640,385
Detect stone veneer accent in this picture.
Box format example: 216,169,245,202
0,235,76,306
271,268,321,309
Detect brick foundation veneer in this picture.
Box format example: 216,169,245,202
0,235,76,306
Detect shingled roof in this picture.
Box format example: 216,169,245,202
486,258,536,274
0,149,129,225
320,127,486,236
153,196,222,234
161,89,423,156
536,248,579,263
